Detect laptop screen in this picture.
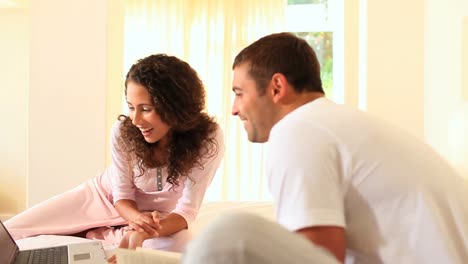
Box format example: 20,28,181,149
0,220,18,264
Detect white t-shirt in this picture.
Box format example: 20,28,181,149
266,98,468,263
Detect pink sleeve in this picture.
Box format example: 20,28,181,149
172,125,225,227
109,121,137,202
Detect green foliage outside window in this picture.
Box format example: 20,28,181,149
288,0,325,4
294,32,333,96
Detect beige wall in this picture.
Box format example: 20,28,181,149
366,0,425,139
425,0,468,177
345,0,425,138
0,0,124,219
344,0,468,177
0,8,29,220
1,0,467,219
464,17,468,102
28,0,108,205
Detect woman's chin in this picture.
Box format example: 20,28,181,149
144,137,157,143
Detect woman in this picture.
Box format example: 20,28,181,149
5,54,224,252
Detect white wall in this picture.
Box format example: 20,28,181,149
0,8,28,220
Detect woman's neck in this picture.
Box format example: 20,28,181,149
152,138,171,167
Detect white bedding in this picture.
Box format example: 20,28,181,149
191,200,275,235
14,201,274,257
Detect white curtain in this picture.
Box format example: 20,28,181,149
124,0,285,201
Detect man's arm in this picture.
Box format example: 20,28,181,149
296,226,346,263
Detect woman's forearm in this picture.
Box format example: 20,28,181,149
115,200,187,237
114,199,141,223
157,213,188,237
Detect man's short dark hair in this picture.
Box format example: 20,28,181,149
233,32,324,95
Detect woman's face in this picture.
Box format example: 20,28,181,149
126,81,172,145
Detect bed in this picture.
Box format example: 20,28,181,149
14,201,275,257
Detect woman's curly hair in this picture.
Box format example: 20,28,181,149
118,54,219,187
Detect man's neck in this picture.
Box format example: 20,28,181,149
272,92,324,126
281,92,324,117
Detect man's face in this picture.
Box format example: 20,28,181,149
231,63,275,143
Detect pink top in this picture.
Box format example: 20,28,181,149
103,121,224,228
5,121,223,241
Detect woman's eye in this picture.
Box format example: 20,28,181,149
142,108,152,112
128,106,135,111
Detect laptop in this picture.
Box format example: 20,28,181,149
0,220,107,264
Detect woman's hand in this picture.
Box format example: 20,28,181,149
127,231,152,249
128,211,161,237
107,254,117,264
118,229,153,250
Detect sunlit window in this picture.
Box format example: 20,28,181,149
122,1,344,201
286,0,343,102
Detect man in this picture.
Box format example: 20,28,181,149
183,32,468,263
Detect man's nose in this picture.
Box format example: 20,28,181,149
232,101,239,116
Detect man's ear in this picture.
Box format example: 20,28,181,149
270,73,288,103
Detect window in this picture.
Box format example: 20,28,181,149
122,1,345,201
286,0,344,103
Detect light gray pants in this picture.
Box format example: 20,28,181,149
182,212,340,264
